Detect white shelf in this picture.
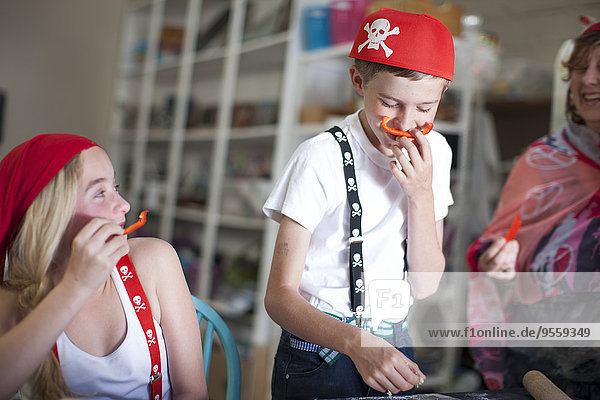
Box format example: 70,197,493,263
241,31,290,54
109,4,292,396
219,214,265,230
159,125,279,142
175,206,265,230
147,129,172,141
230,125,277,140
128,128,262,144
183,128,215,141
193,46,227,63
174,205,208,223
301,42,352,62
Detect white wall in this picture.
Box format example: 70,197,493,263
0,0,125,157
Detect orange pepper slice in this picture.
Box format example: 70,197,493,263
381,116,433,138
123,210,148,235
504,213,521,242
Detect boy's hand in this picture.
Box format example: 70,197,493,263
389,129,433,201
348,332,425,394
478,237,519,280
62,218,129,296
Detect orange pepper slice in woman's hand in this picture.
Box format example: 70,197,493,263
123,210,148,235
381,116,433,138
504,213,521,242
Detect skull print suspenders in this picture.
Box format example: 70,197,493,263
53,255,163,400
117,255,163,400
328,125,412,330
329,126,365,327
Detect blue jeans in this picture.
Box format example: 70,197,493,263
271,330,415,399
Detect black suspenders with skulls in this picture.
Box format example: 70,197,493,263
328,125,411,329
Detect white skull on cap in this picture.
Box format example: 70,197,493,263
358,18,400,57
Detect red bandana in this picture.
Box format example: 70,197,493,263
349,8,455,81
0,134,98,278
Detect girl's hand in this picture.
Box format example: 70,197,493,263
389,129,433,202
348,332,425,394
61,218,129,296
478,237,519,280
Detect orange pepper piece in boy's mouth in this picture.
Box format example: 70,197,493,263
381,116,433,138
123,210,148,235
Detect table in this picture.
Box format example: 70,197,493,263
319,387,533,399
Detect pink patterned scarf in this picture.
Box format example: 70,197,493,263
466,122,600,388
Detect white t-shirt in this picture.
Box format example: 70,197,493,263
263,110,453,318
50,268,171,400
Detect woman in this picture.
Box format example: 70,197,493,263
466,23,600,399
0,134,207,399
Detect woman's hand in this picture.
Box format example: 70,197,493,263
61,218,129,296
478,237,519,280
348,332,425,394
390,130,433,202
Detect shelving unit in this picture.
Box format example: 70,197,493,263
109,0,486,397
108,1,292,398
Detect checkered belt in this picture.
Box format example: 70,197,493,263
288,333,347,365
289,335,321,353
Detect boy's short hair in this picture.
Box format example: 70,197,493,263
354,59,450,90
349,8,454,81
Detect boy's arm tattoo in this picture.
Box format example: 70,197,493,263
275,242,289,258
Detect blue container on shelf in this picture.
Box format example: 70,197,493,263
303,6,330,51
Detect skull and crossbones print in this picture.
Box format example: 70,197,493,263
334,131,347,142
119,265,134,281
347,177,357,192
351,202,362,217
358,18,399,58
147,329,156,346
352,252,362,268
344,152,354,166
355,279,365,293
133,295,147,312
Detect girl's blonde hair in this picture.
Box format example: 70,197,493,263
6,154,81,399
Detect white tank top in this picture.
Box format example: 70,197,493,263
54,268,171,399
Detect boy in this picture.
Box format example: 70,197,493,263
263,8,454,399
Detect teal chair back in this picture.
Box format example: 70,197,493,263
192,295,242,400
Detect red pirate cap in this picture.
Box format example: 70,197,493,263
0,134,98,278
349,8,454,81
